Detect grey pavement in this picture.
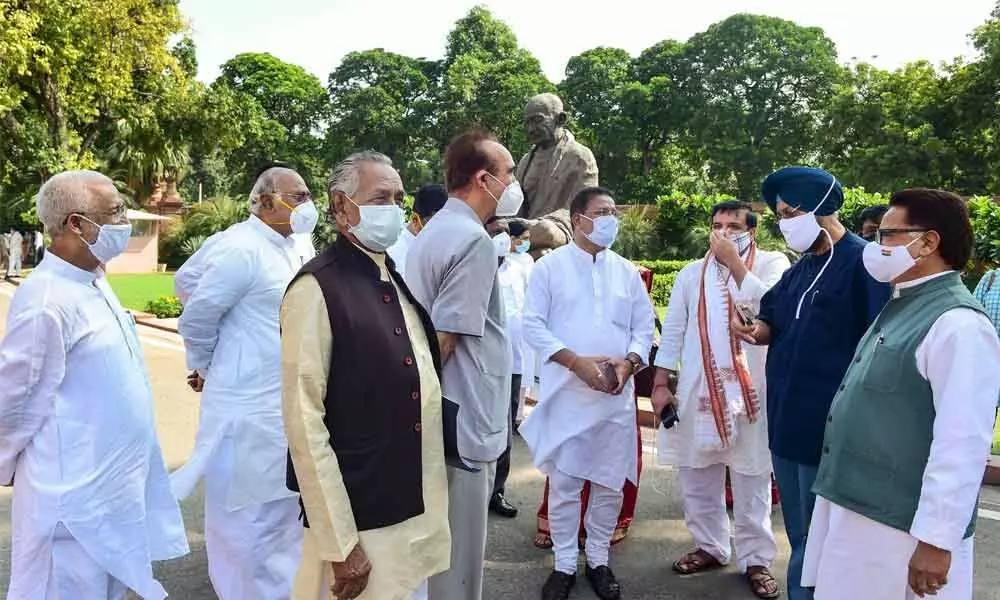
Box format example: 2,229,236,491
2,280,1000,599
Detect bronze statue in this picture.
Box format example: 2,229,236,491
515,93,598,220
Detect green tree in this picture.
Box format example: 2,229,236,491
213,52,328,193
434,7,554,155
326,49,439,188
677,14,841,200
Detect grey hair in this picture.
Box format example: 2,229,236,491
36,170,113,236
327,151,393,199
248,167,301,215
526,92,564,115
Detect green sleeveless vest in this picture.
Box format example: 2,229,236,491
813,271,985,538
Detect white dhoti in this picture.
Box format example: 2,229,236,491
678,464,777,572
201,430,303,600
549,468,625,574
42,524,129,600
802,497,974,600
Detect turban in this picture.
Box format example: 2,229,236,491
761,166,843,217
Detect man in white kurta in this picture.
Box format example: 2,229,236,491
652,201,789,598
0,171,188,599
521,187,655,600
6,228,23,277
802,190,1000,599
172,167,317,600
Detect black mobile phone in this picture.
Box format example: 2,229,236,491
660,404,680,429
735,303,756,326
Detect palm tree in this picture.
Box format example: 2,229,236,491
105,116,190,207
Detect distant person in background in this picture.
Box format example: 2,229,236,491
0,231,8,276
857,205,889,242
7,228,23,278
489,219,535,519
33,230,44,263
173,166,318,600
387,184,449,278
974,267,1000,339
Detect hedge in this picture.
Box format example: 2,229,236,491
635,259,694,308
635,259,693,276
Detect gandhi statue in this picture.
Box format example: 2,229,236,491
514,93,599,256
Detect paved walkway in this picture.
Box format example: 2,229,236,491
2,281,1000,599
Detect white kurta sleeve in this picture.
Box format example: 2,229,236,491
655,264,693,370
910,308,1000,551
523,260,568,361
177,242,256,374
731,251,791,307
0,306,67,484
627,266,656,362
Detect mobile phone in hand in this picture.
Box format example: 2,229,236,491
598,360,620,392
660,404,680,429
735,303,756,326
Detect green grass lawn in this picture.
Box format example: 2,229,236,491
107,273,176,312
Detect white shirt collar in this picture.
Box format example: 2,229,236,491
246,214,292,248
570,239,608,265
893,270,955,298
37,251,101,284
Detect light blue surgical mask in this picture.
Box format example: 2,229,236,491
75,214,132,264
515,240,530,254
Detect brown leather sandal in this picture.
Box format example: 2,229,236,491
746,566,781,599
672,549,723,575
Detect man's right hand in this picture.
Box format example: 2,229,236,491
732,318,771,346
330,544,372,600
650,383,677,419
571,356,612,392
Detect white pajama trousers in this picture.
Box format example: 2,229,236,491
40,524,128,600
205,476,303,600
678,464,777,572
549,468,625,575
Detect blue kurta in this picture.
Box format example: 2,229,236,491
757,233,890,466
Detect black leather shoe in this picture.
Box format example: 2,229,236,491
586,565,621,600
489,492,518,518
541,570,576,600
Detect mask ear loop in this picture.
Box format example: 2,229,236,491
793,177,839,320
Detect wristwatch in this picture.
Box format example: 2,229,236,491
625,354,643,374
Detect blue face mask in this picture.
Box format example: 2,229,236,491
514,240,530,254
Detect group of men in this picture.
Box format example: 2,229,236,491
0,228,43,279
1,119,999,600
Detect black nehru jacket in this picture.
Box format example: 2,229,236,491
285,235,442,531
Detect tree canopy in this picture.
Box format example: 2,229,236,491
2,3,1000,231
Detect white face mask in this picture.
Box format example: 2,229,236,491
777,178,838,253
493,232,511,258
76,215,132,264
486,173,525,217
289,200,319,234
728,231,753,256
862,236,924,283
583,215,619,248
347,195,404,252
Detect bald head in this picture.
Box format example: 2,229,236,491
37,170,118,236
249,167,307,214
524,93,567,148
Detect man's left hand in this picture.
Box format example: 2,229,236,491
909,541,951,597
610,358,633,395
710,231,740,270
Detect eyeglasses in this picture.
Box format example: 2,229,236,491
269,191,313,205
585,208,618,218
875,228,929,244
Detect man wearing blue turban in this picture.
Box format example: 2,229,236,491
733,166,891,600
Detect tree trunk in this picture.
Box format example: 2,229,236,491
37,72,67,155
